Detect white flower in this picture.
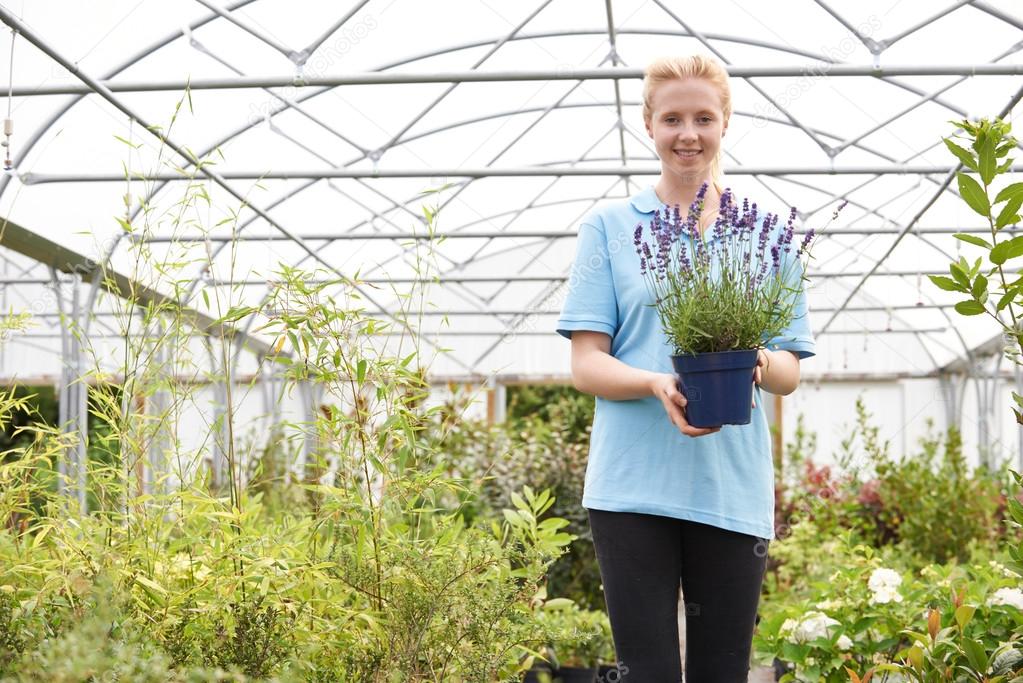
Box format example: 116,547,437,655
836,634,853,650
869,568,903,604
988,587,1023,609
870,586,903,604
869,567,903,591
815,598,842,611
788,611,841,643
989,560,1021,578
779,618,798,637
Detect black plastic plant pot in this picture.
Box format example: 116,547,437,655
595,664,620,682
671,348,759,428
558,667,598,683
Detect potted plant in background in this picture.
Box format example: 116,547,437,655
525,600,616,683
633,182,846,428
555,607,616,683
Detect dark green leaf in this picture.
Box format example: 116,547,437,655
953,233,992,249
954,300,986,316
961,638,988,672
958,173,990,217
928,275,963,292
944,138,978,172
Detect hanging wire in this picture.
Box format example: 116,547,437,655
3,23,17,171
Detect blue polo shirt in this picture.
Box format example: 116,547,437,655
556,184,816,540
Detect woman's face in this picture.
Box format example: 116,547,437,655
644,77,728,183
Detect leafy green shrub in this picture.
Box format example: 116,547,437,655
756,519,1023,682
773,396,1009,571
434,388,603,610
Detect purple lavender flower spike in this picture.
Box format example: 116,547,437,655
799,228,815,254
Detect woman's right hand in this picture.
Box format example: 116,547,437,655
649,373,721,438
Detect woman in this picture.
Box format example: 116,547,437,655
555,54,814,681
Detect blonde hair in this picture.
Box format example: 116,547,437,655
642,54,731,195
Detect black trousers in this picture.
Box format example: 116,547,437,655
588,508,769,682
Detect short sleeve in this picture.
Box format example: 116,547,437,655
762,251,816,360
556,222,619,340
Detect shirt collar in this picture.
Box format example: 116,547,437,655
629,185,662,214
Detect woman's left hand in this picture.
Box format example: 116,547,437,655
752,349,770,408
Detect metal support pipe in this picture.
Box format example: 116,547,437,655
205,337,228,490
23,164,1023,184
137,225,1023,243
70,277,87,514
9,64,1023,96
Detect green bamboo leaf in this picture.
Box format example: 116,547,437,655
928,275,962,292
954,300,985,316
953,233,992,249
958,173,990,217
944,138,978,172
356,358,367,384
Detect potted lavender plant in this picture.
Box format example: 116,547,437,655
633,182,843,428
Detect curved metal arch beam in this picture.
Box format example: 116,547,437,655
144,0,563,373
831,41,1023,157
0,9,472,376
819,82,1023,336
4,10,1011,377
63,19,996,316
0,0,260,201
0,97,984,327
358,99,972,290
753,172,980,371
195,97,969,341
0,16,1000,219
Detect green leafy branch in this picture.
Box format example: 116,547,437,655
931,117,1023,422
